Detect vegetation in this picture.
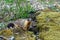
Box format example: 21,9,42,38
36,12,60,40
0,0,34,22
0,0,60,40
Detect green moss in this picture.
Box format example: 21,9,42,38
36,12,60,40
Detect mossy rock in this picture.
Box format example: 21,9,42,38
0,27,35,40
13,29,35,40
0,29,13,37
36,12,60,40
15,29,35,40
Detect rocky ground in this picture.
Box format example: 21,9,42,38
0,0,60,40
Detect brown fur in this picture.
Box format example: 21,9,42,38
14,19,31,31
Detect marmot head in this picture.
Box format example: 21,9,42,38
7,19,31,31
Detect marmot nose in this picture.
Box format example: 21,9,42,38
7,23,15,28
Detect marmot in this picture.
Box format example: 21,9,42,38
7,19,31,31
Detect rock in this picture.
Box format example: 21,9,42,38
29,0,45,10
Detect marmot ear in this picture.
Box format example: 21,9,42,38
7,23,15,28
23,20,31,31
